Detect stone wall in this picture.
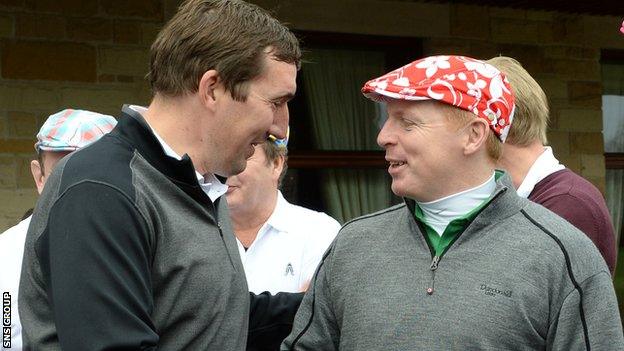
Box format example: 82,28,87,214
1,0,621,230
0,0,175,229
252,0,622,196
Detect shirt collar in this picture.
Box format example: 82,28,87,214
516,146,565,198
415,172,496,236
237,191,288,253
264,191,291,233
127,105,227,202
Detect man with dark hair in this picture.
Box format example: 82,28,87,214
283,55,623,350
20,0,301,350
487,56,617,274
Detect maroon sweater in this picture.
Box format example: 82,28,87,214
529,169,617,274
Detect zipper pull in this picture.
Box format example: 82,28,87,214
427,255,439,295
430,255,439,271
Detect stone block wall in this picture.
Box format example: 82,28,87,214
253,0,622,194
1,0,621,230
0,0,169,230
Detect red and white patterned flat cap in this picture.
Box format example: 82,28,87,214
362,55,515,142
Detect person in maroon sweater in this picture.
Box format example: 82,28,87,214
488,56,617,274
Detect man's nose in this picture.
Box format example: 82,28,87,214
377,121,393,148
269,106,289,140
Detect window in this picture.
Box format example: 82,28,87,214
281,32,422,223
601,51,624,245
601,50,624,318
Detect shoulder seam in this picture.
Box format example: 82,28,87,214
33,180,152,289
558,270,611,304
340,204,406,230
520,209,591,350
54,180,153,242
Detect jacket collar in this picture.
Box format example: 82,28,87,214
111,105,229,215
113,105,201,186
404,172,524,235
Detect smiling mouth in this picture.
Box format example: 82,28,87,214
389,161,406,168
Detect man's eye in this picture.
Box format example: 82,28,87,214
401,118,416,129
272,101,285,109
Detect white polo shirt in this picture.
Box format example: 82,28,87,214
0,216,31,351
237,191,341,294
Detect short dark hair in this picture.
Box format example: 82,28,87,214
147,0,301,101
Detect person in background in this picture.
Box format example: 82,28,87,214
487,56,617,274
0,109,116,351
283,55,623,350
227,133,340,294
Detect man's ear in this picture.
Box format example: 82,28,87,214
272,155,285,184
463,118,490,156
30,159,45,195
198,69,221,108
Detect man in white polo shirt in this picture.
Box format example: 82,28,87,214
226,134,340,295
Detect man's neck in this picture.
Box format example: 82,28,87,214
231,194,278,248
435,154,496,202
498,141,545,188
143,94,213,175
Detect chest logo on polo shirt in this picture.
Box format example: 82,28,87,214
284,263,294,276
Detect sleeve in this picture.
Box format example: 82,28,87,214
281,245,340,351
247,291,304,351
541,195,617,274
40,182,158,351
547,271,624,350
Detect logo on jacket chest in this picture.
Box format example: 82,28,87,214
479,283,513,298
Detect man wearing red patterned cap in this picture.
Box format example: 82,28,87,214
282,56,623,350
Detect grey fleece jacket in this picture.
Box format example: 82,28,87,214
282,174,623,350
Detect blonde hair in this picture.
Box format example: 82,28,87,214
486,56,549,146
436,102,503,161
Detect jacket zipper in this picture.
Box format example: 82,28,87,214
427,255,439,295
422,187,508,296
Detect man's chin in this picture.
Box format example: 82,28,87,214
214,161,246,178
390,182,410,199
230,159,247,176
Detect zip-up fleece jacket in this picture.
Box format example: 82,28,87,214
19,108,301,350
282,174,624,350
